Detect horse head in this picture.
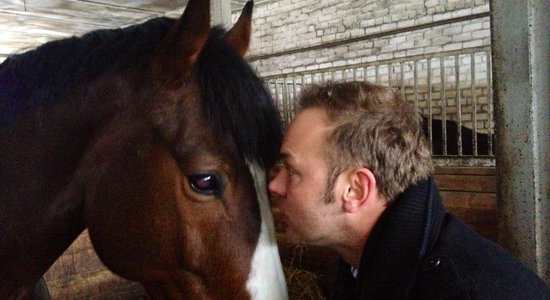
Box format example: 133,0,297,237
70,1,287,298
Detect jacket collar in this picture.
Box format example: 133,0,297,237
356,176,446,299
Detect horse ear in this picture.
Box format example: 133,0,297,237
152,0,210,88
223,1,253,56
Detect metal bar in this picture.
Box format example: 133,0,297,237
471,52,478,156
291,76,297,121
455,55,462,156
388,63,393,88
487,50,494,156
282,77,290,125
427,58,433,153
290,76,299,119
400,62,405,101
273,80,282,123
440,57,447,155
414,60,419,113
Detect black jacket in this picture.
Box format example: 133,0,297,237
329,177,550,299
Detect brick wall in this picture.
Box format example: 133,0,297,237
238,0,491,77
240,0,494,137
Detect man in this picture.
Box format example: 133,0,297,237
268,81,550,299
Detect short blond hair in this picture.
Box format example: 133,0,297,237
298,81,433,202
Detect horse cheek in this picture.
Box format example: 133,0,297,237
84,140,183,282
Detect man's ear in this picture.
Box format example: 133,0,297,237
341,168,377,213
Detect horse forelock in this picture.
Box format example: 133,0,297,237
197,28,283,170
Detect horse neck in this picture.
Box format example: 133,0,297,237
0,78,120,290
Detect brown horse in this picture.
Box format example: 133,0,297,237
0,0,288,299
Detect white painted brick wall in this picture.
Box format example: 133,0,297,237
231,0,490,77
235,0,493,133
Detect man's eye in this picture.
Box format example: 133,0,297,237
269,161,284,180
284,164,297,177
187,173,223,196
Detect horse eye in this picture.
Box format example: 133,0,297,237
187,173,223,196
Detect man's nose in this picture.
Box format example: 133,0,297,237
268,168,286,200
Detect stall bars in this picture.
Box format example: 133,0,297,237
263,46,495,166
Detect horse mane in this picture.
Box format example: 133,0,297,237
0,19,282,169
0,17,174,127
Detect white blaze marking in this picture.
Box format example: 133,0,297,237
246,160,288,300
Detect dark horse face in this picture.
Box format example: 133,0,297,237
0,0,286,299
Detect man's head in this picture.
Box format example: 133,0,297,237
268,81,432,246
299,81,433,203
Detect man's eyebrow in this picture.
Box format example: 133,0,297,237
279,152,295,165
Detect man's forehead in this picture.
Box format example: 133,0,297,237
286,108,330,137
281,108,331,163
279,147,295,165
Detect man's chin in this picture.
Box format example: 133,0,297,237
273,215,309,244
284,230,326,247
280,228,303,245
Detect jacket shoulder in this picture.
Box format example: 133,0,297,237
415,214,550,300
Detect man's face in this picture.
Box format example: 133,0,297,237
268,107,341,245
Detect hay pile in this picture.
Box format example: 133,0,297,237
284,265,325,300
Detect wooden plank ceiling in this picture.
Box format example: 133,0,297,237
0,0,256,60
